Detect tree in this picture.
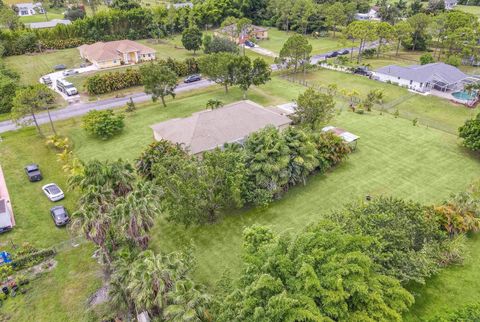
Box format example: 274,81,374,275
140,63,178,107
215,222,414,321
203,35,239,54
325,2,346,38
64,7,85,21
164,279,211,321
231,55,271,99
459,112,480,151
113,181,160,250
0,63,19,114
181,26,202,54
406,13,431,51
198,52,236,93
427,0,445,13
11,84,55,137
294,88,336,130
361,89,384,111
244,126,290,205
279,34,312,73
394,21,413,56
110,0,140,10
135,140,188,180
283,127,318,186
375,21,395,58
327,197,449,284
0,6,20,30
420,53,435,65
82,109,125,140
345,20,376,63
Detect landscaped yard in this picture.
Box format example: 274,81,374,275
18,9,65,24
290,68,478,134
257,28,353,55
0,75,479,320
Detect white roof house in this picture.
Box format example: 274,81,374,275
15,2,44,16
355,6,380,21
28,19,71,29
373,63,471,93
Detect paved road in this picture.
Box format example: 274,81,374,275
0,41,381,134
310,41,380,64
0,79,214,134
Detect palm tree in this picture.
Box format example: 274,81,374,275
127,250,189,317
113,182,160,250
68,159,134,197
164,279,211,322
70,202,115,272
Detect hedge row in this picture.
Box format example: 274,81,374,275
39,38,86,50
86,68,142,95
11,248,56,271
85,58,200,95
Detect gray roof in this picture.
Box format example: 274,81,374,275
150,100,292,154
375,63,469,85
29,19,71,29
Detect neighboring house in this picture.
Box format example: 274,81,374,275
373,63,471,93
15,2,44,16
215,24,268,44
355,6,380,21
445,0,458,9
150,100,292,155
28,19,71,29
78,40,156,69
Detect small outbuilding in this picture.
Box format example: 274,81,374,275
322,126,359,150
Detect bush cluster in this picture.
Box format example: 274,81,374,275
85,68,142,95
136,126,351,226
82,109,125,140
84,58,199,95
11,249,56,271
39,38,85,50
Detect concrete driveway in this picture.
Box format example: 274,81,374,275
40,65,98,103
245,45,277,58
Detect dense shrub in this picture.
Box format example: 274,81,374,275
0,62,19,114
11,249,56,271
85,68,142,95
459,112,480,151
39,38,85,50
203,35,239,54
82,109,125,139
429,302,480,321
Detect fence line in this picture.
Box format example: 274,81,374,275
281,71,458,135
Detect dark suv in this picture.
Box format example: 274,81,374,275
24,164,42,182
50,206,69,226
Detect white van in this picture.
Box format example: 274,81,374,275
56,79,78,96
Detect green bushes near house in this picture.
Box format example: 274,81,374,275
84,58,200,95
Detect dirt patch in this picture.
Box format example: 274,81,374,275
88,284,109,307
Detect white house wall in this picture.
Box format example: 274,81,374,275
373,72,426,92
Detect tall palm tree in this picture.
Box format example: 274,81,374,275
113,182,160,250
126,250,190,317
164,279,211,322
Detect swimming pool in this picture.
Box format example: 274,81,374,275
452,91,476,101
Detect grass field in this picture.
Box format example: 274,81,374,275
291,68,478,134
257,28,353,55
0,75,479,320
18,10,64,24
457,5,480,19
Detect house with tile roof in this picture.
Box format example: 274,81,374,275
150,100,292,155
78,40,156,69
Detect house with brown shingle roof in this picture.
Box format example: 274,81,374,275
150,100,292,155
78,40,156,69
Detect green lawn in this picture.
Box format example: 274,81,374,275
457,5,480,19
257,28,353,55
292,68,478,134
0,75,479,320
3,48,82,85
19,10,65,24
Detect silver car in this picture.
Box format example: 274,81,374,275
62,69,78,76
42,183,65,202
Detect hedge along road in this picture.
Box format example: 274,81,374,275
0,79,214,134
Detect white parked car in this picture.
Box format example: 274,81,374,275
42,183,65,202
